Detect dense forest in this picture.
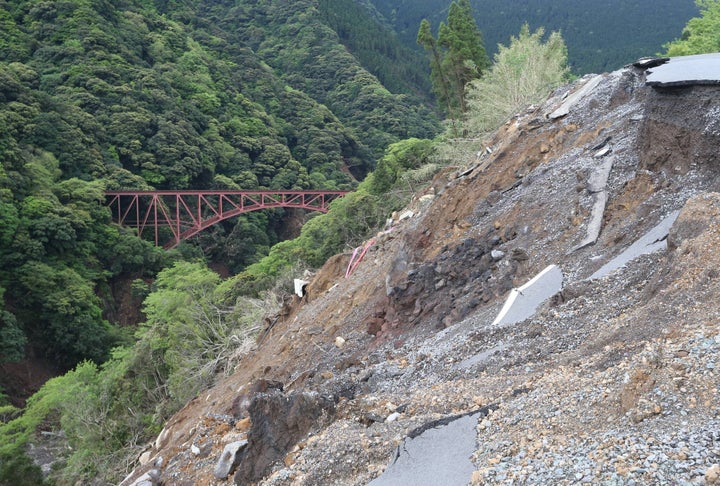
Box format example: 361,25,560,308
2,0,718,482
366,0,700,74
0,0,439,400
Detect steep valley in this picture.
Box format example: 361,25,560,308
111,57,720,485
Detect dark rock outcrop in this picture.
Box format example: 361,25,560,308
233,390,335,484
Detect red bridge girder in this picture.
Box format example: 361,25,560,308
105,190,349,249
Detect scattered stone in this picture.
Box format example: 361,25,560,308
126,470,160,486
398,210,414,221
138,450,152,466
191,442,212,457
706,464,720,485
214,440,248,479
361,412,385,425
154,427,170,450
491,249,505,260
386,412,401,423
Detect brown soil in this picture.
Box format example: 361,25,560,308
117,66,720,485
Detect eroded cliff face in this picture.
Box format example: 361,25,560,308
121,61,720,485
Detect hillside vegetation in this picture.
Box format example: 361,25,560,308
0,0,440,396
367,0,699,74
0,1,574,479
2,0,719,483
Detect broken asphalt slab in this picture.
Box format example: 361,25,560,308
368,406,497,486
646,53,720,87
492,265,564,327
589,210,680,280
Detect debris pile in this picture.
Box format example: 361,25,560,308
118,56,720,485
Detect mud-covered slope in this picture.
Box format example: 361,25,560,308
121,61,720,485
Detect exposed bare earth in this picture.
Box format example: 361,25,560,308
120,63,720,485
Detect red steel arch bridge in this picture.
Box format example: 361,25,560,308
105,190,349,249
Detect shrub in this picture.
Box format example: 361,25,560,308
465,25,570,135
436,25,570,165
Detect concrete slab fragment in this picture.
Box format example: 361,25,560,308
573,157,614,251
646,53,720,87
549,75,604,119
587,157,614,193
492,265,563,327
293,279,309,297
455,342,508,370
574,191,608,252
589,211,680,279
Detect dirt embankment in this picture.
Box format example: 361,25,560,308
121,63,720,485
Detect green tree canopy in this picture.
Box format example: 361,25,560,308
665,0,720,55
417,0,489,117
465,25,570,137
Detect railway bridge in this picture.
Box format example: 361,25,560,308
105,190,349,249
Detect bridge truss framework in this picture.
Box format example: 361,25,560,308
106,190,349,249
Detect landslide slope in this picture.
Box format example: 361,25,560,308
123,61,720,485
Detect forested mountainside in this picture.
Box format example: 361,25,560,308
197,0,438,156
4,0,720,482
317,0,432,98
366,0,700,74
0,0,439,398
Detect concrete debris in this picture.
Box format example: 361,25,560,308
491,265,563,327
293,279,309,297
593,146,611,158
548,74,604,119
573,156,615,251
586,157,614,192
369,411,492,486
633,56,669,69
589,210,679,279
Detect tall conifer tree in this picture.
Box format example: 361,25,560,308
417,19,453,115
417,0,489,117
